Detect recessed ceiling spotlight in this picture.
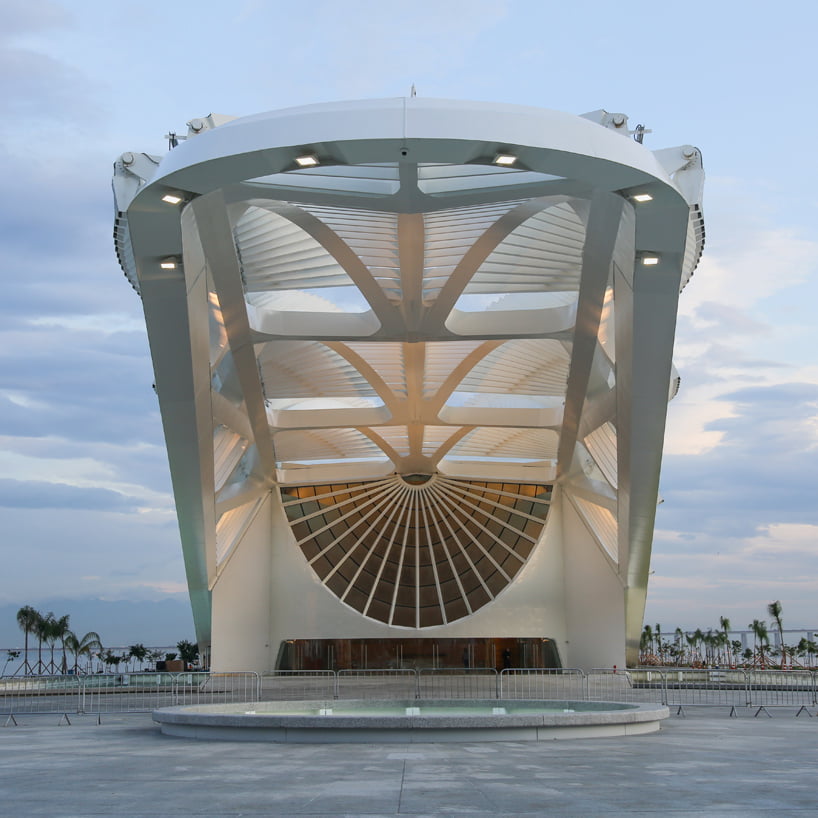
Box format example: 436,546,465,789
632,193,653,203
160,258,178,270
641,255,660,266
493,153,517,166
161,193,183,205
295,154,319,168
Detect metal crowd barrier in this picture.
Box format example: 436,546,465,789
0,672,261,721
662,669,749,712
417,667,499,699
747,670,816,715
4,668,817,722
336,668,417,700
0,675,82,720
586,668,662,704
259,670,335,701
500,668,585,700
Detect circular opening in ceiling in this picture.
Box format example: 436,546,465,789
400,473,433,485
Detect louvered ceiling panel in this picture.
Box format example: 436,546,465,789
681,205,705,289
423,341,485,397
274,428,387,463
455,339,570,395
450,427,559,460
342,341,408,397
465,201,585,294
422,426,460,458
213,425,249,491
372,425,411,457
571,495,618,562
299,205,401,301
216,497,265,565
257,341,376,399
234,206,352,291
584,422,618,489
422,201,525,303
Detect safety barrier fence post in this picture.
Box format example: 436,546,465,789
336,668,418,700
499,668,586,701
416,668,498,699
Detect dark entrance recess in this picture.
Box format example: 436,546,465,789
275,637,560,671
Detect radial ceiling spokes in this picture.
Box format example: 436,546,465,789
282,476,552,627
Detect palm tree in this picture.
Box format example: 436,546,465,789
64,631,102,674
176,640,199,668
767,601,786,667
719,616,732,665
673,628,684,666
129,644,148,672
685,633,697,666
50,614,71,674
750,619,770,667
33,611,52,674
15,606,39,675
693,628,705,665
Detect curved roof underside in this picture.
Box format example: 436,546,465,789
113,98,704,656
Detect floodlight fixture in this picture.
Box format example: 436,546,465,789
632,193,653,203
161,193,183,205
493,153,517,166
295,154,319,168
641,255,660,266
160,258,178,270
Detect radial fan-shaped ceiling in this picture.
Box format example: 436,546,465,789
281,476,552,627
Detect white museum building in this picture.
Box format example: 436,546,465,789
112,98,704,671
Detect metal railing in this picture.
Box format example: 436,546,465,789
417,667,498,699
336,668,417,700
260,670,335,702
500,668,585,700
0,672,260,721
4,667,817,721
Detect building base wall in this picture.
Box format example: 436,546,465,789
209,486,627,674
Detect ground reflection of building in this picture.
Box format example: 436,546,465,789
113,99,704,672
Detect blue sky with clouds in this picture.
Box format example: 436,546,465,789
0,0,816,644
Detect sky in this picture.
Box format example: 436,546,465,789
0,0,816,647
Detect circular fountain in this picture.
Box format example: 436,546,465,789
153,698,668,743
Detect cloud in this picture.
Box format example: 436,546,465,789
1,0,71,39
0,478,139,511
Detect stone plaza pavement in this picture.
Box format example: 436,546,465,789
1,709,817,816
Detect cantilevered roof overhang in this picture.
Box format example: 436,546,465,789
113,98,703,661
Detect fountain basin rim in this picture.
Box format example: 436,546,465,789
153,698,668,741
